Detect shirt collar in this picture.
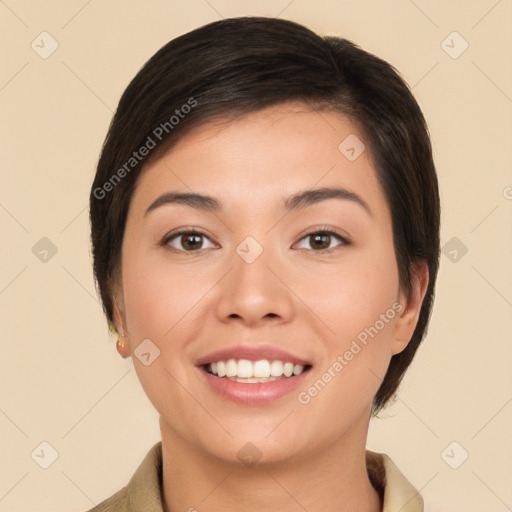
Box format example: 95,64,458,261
366,450,424,511
124,442,423,512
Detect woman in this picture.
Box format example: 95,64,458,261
88,16,439,512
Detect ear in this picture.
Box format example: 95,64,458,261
391,260,429,355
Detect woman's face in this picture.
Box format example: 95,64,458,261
115,102,424,465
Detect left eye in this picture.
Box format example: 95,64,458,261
295,231,348,252
164,231,216,252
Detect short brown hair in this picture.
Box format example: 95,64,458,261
90,16,440,414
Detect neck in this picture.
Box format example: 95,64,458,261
159,414,381,512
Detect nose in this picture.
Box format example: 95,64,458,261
214,243,295,328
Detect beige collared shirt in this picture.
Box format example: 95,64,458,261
86,442,423,511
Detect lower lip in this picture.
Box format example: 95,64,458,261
198,367,311,405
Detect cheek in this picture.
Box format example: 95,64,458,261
121,245,204,341
295,237,400,410
122,266,170,339
120,247,208,417
295,256,400,438
303,242,400,347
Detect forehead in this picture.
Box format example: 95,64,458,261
130,103,389,219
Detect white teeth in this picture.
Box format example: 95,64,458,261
254,360,271,378
269,360,283,377
225,359,237,377
237,359,253,378
217,361,226,377
206,359,309,379
230,376,278,383
293,364,304,376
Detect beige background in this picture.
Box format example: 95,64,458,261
1,0,511,511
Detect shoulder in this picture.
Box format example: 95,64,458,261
83,488,129,512
80,442,163,512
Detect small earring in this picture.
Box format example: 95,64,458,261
116,334,131,358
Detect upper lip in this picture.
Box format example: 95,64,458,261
195,344,312,367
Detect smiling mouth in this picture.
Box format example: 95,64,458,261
202,358,313,383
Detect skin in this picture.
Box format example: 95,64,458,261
113,102,428,512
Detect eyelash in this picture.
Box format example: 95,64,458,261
161,226,350,254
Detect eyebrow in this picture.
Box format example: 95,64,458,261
145,186,372,217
